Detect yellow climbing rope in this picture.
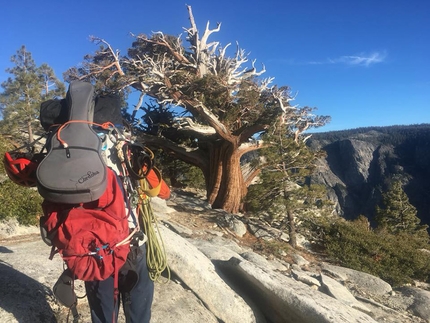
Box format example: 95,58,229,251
115,139,170,282
137,178,170,282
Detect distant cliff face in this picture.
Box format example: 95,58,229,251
307,125,430,225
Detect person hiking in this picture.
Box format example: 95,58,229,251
5,80,170,323
84,232,155,323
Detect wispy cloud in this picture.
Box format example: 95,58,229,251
330,52,387,67
306,51,387,67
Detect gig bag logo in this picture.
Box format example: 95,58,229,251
78,171,100,184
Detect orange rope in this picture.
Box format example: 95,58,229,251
56,120,114,148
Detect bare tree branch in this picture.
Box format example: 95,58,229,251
139,134,207,170
135,33,190,65
173,117,216,135
181,99,233,141
87,36,125,78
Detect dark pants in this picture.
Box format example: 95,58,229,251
85,245,154,323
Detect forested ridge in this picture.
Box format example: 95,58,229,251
309,123,430,146
307,123,430,225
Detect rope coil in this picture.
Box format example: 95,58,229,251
137,178,170,282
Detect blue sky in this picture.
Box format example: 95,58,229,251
1,0,429,132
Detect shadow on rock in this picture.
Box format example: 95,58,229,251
0,261,57,323
0,246,13,253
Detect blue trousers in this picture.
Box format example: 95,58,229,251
85,245,154,323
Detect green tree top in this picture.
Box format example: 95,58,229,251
0,46,65,143
375,180,428,238
246,120,329,247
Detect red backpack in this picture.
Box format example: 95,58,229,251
41,167,131,281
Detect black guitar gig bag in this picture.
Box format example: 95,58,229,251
36,81,107,204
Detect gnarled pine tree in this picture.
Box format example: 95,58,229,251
63,6,330,213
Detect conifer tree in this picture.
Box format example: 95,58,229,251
375,180,428,239
62,6,330,213
245,120,327,247
0,46,65,143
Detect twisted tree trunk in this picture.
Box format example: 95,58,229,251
206,141,246,213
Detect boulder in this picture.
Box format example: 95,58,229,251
152,280,219,323
225,257,377,323
159,225,257,323
398,287,430,321
291,268,321,288
320,273,372,314
322,263,392,297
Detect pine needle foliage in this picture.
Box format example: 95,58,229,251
317,180,430,287
0,46,65,143
321,217,430,286
375,180,429,240
0,136,42,225
245,121,328,247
